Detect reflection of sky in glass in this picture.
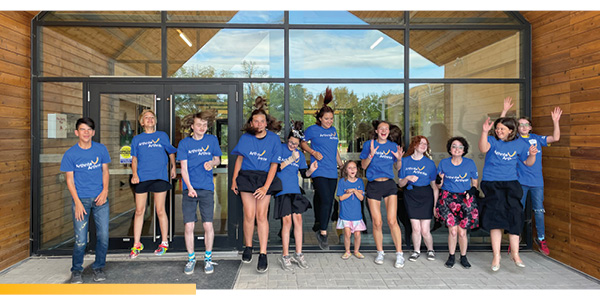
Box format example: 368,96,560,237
409,49,445,78
182,29,284,78
290,30,404,79
228,11,284,24
289,11,368,25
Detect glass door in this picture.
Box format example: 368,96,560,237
167,84,239,250
89,84,166,250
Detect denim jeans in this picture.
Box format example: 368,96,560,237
71,197,109,272
520,186,545,241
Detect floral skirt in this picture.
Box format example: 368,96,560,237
435,189,479,229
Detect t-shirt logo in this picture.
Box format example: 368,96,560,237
188,145,211,156
250,150,268,161
417,166,425,171
75,157,102,170
494,150,517,161
319,131,338,140
459,173,467,179
152,138,159,143
140,138,163,149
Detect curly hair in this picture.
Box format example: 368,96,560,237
446,136,469,156
404,135,431,159
314,87,334,126
242,96,282,135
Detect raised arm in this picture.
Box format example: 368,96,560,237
479,117,493,154
500,96,514,118
547,106,562,144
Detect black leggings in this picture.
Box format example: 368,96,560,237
312,177,338,232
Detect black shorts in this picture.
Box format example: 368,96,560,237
273,193,312,219
236,170,283,195
366,179,398,200
135,179,172,194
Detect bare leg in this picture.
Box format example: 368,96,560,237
410,219,422,252
448,225,458,255
292,214,303,254
133,193,148,245
490,229,502,266
240,192,256,248
354,231,362,254
184,222,195,254
154,191,169,243
384,195,403,253
457,226,468,256
420,219,433,251
343,227,352,254
203,222,214,253
368,199,383,252
256,195,271,254
281,215,292,256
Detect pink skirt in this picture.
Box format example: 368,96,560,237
336,219,367,233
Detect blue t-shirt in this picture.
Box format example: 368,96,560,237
517,133,548,187
336,178,364,221
304,124,339,179
275,143,308,196
482,135,531,181
177,134,222,191
437,157,478,193
399,156,437,190
231,131,281,172
60,141,111,198
131,131,177,182
359,139,398,181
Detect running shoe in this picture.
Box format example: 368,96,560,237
92,268,106,282
427,250,436,261
374,251,385,265
204,259,218,274
395,252,405,268
70,271,83,284
184,259,196,275
129,243,144,259
257,253,268,273
291,253,309,269
536,239,550,256
408,251,420,262
154,243,168,256
242,246,253,263
315,231,329,250
279,255,294,271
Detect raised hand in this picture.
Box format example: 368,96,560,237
392,145,404,160
503,97,514,114
369,140,379,158
482,117,493,132
551,107,563,123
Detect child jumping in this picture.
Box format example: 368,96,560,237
336,160,366,260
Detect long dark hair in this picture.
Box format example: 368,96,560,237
388,124,403,147
370,120,391,140
314,87,334,126
242,96,282,135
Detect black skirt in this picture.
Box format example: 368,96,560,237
273,193,312,219
236,170,283,195
479,180,523,235
403,185,434,220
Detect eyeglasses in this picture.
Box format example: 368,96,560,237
288,141,299,146
419,142,429,146
451,145,464,150
518,123,531,127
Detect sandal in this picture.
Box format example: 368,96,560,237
354,252,365,259
341,252,352,260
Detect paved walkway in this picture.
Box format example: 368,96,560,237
1,250,599,291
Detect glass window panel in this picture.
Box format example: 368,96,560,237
167,11,284,24
42,11,161,22
297,84,404,248
410,30,520,79
408,83,521,165
168,29,284,78
290,30,404,79
409,11,520,25
39,82,83,251
290,11,404,25
40,27,161,77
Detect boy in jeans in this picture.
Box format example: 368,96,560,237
60,117,111,283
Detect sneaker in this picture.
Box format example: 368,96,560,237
374,251,385,265
242,246,253,263
460,255,471,269
278,255,294,271
536,239,550,256
257,253,268,273
70,271,83,284
204,259,218,274
315,231,329,250
427,250,436,261
445,254,455,268
92,268,106,282
184,259,196,275
291,253,309,269
408,251,420,262
129,243,143,259
154,243,168,256
395,252,405,268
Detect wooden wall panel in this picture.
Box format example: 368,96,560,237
0,11,35,272
522,11,600,280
